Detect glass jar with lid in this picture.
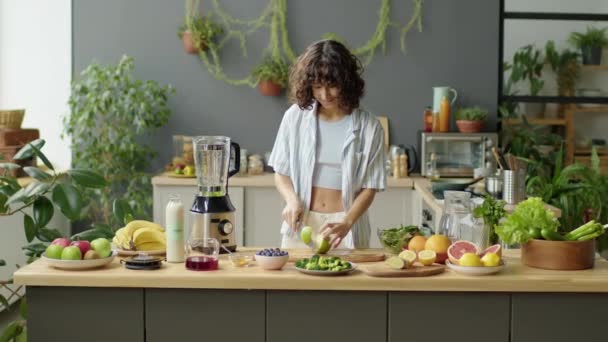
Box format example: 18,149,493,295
248,154,264,175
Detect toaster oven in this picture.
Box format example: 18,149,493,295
420,132,498,178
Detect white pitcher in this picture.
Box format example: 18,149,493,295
433,86,458,113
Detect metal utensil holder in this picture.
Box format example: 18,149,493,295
503,168,526,204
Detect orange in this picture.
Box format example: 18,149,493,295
407,235,427,253
424,235,451,254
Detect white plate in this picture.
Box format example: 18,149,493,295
295,262,357,276
445,260,505,276
42,250,117,270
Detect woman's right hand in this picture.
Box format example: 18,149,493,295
282,199,303,232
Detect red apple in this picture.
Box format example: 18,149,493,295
71,240,91,257
51,238,71,248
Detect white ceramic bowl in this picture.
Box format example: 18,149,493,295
42,250,117,270
445,259,505,276
254,254,289,270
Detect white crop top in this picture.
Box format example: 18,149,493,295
312,115,352,190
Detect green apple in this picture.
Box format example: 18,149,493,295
300,226,312,245
61,246,82,260
315,235,331,254
183,165,195,176
45,244,64,259
91,238,112,258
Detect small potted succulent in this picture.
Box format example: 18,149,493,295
251,56,289,96
568,26,608,65
178,16,223,54
454,106,487,133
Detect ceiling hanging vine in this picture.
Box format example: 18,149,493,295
179,0,425,95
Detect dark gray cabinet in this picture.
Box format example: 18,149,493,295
28,286,144,342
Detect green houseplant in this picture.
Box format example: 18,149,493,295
178,15,223,54
251,55,289,96
545,40,580,97
509,45,545,117
65,55,174,228
178,0,223,54
0,140,120,341
454,106,488,133
568,26,608,65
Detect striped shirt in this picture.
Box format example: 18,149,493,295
268,101,387,248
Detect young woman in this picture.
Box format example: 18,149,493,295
267,39,386,249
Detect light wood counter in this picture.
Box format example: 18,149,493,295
152,172,415,188
13,250,608,292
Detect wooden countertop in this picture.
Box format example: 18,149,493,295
152,172,415,188
13,249,608,292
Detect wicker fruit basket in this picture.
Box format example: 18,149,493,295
0,109,25,129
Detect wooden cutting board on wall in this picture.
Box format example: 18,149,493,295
377,116,389,152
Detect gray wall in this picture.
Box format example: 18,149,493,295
73,0,499,172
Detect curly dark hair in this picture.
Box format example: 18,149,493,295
289,40,365,112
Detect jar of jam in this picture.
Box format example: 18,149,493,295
423,106,433,132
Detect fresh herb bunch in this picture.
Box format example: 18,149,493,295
178,16,224,45
510,44,545,96
473,195,506,244
495,197,559,245
251,56,290,87
454,106,488,121
568,26,608,48
378,225,420,254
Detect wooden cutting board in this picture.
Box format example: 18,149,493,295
363,264,445,277
287,249,386,263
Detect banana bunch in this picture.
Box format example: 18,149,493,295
113,220,166,251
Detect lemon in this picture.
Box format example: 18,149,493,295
459,253,482,267
417,250,437,266
481,252,501,267
398,250,417,267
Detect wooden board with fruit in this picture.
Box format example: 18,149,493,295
42,237,115,270
363,249,445,277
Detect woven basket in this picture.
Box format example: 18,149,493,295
0,109,25,129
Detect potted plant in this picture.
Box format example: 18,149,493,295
509,45,545,117
568,26,608,65
65,55,174,226
0,140,120,340
178,15,223,54
454,106,487,133
251,56,289,96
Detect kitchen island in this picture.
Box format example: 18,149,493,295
14,249,608,342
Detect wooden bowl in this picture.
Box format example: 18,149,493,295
521,239,596,270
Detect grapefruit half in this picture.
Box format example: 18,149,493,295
479,244,502,258
447,240,479,265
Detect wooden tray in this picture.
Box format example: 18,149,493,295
116,249,166,257
287,249,386,263
166,172,195,178
362,264,445,277
521,239,595,270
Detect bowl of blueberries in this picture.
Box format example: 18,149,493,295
255,248,289,270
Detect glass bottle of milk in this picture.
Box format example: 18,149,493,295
165,195,185,263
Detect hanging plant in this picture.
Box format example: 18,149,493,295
185,0,425,89
178,15,224,54
251,55,289,96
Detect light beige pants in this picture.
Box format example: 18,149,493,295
281,211,354,249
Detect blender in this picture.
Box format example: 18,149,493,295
190,136,240,253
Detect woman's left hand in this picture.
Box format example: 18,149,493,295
320,220,353,248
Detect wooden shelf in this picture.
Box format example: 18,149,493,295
502,95,608,104
582,65,608,71
503,118,566,126
567,106,608,113
503,12,608,21
574,147,608,157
